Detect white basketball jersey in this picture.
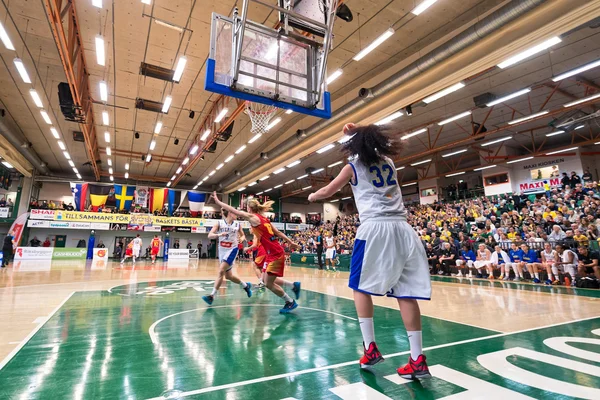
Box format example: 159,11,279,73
348,156,406,222
326,237,334,247
542,249,556,261
562,249,578,264
133,237,142,248
218,219,240,249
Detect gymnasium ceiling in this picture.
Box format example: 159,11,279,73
0,0,599,200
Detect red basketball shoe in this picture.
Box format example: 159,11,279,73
397,354,432,379
359,342,384,369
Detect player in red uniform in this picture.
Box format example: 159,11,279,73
150,235,163,264
212,193,301,313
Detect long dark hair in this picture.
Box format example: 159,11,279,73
342,124,400,166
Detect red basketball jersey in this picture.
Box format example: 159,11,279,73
252,214,284,260
151,238,160,248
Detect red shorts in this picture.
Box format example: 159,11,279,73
125,248,133,256
151,247,159,256
266,255,285,277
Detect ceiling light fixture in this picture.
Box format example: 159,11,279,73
29,89,43,108
446,172,465,177
224,155,234,163
311,168,324,174
248,133,262,144
486,88,531,107
235,145,246,154
259,175,270,181
92,0,102,8
375,111,403,125
546,147,578,155
546,130,565,137
176,167,182,174
285,109,293,114
411,0,438,15
317,144,335,154
110,176,114,182
57,141,66,150
563,93,600,108
297,174,308,179
166,181,171,187
107,159,112,166
508,110,548,125
402,182,417,187
497,36,561,69
149,140,156,150
506,156,534,164
285,179,295,184
124,172,129,179
302,185,312,191
401,128,427,140
328,161,343,167
173,56,187,82
286,160,301,168
266,117,281,131
438,111,471,126
200,129,211,141
13,58,31,83
102,111,109,126
106,147,112,156
353,28,394,61
238,187,246,192
109,167,114,174
125,163,129,170
146,154,152,162
171,175,176,180
0,22,15,50
50,127,60,139
473,165,497,171
216,163,224,170
40,110,52,125
76,173,82,179
575,125,585,130
63,151,71,160
68,160,75,167
422,82,465,104
396,166,405,170
190,144,199,154
338,136,351,144
161,95,172,113
256,192,263,195
481,136,512,146
104,131,110,142
154,121,163,134
214,108,228,123
442,149,467,158
264,188,272,193
209,170,216,176
552,58,600,82
248,182,257,187
326,69,343,84
99,81,108,101
95,35,105,66
273,167,286,174
274,184,282,189
410,159,431,166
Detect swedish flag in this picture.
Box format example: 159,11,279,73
114,185,135,210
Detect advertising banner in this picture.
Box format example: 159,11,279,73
30,209,56,220
90,222,111,230
518,177,561,194
92,248,109,261
130,213,153,226
27,220,50,228
52,248,87,260
272,222,285,230
53,210,131,224
135,186,149,207
144,225,161,232
152,216,206,227
167,249,190,259
48,221,91,229
0,207,9,218
176,227,192,232
285,223,310,231
191,227,205,233
14,247,54,260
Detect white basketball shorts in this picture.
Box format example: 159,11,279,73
349,218,432,300
218,246,239,269
326,248,336,259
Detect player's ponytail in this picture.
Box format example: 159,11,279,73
246,198,275,214
342,124,401,166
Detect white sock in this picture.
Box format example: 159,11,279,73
534,273,540,279
240,281,248,289
281,280,293,288
281,292,293,303
211,288,217,297
551,266,559,279
358,317,375,347
407,330,423,361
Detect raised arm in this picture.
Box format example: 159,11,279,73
308,164,354,202
212,192,261,226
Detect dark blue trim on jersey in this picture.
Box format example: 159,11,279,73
223,247,238,267
349,162,358,186
349,239,366,288
386,295,431,300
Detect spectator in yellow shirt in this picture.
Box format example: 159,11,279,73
573,229,589,247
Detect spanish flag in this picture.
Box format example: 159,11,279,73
149,188,168,212
89,184,112,211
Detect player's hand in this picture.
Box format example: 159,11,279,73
212,191,220,203
343,123,357,134
308,193,317,202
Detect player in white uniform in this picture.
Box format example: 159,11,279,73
474,243,492,278
541,243,558,285
489,245,510,280
202,208,252,305
308,123,431,380
325,232,337,271
555,244,578,286
132,234,142,262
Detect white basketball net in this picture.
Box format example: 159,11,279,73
245,101,278,135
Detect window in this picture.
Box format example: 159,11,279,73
421,187,437,197
484,173,509,186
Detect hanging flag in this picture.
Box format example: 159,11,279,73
167,189,187,216
187,192,206,217
70,182,88,211
149,188,168,212
135,186,149,208
89,184,112,211
114,184,136,210
9,212,28,249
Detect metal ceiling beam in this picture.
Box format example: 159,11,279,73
99,148,181,164
43,0,101,180
99,171,170,183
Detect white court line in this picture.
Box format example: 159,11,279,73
145,314,600,399
32,317,46,324
0,291,75,371
149,304,357,344
107,279,214,294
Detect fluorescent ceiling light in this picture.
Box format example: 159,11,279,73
286,160,301,168
341,197,352,200
402,182,417,187
76,174,82,179
109,167,114,174
423,82,465,104
216,163,224,170
50,127,60,139
375,111,403,126
546,130,565,137
410,159,431,166
29,89,43,108
99,81,108,101
266,117,281,131
57,141,66,150
149,140,156,150
338,136,351,144
311,168,324,174
331,199,339,203
256,192,263,195
353,28,394,61
473,165,497,171
170,175,176,181
317,144,335,154
182,157,190,165
102,111,109,126
209,170,216,176
402,128,427,140
68,160,75,167
248,133,262,144
13,58,31,83
446,172,465,177
546,147,577,156
575,125,585,130
285,109,293,114
552,58,600,82
438,111,471,126
506,156,534,164
248,182,257,187
235,145,246,154
173,56,187,82
166,181,171,187
412,0,438,15
176,167,182,174
106,147,111,156
563,93,600,108
481,136,512,146
154,121,163,134
124,172,129,179
63,151,71,160
508,110,548,125
92,0,102,8
259,175,270,181
498,36,562,69
95,35,105,66
190,144,199,154
40,110,52,125
146,154,152,162
0,22,15,50
155,19,183,32
285,179,295,184
1,161,12,169
302,186,312,191
224,155,234,163
104,131,110,142
215,108,228,123
297,174,308,179
264,188,272,193
486,88,531,107
238,187,246,192
161,96,172,113
200,129,211,141
107,159,112,166
125,163,129,170
442,149,467,158
326,69,343,84
328,161,342,167
273,167,286,174
110,176,114,182
396,166,405,170
274,184,282,188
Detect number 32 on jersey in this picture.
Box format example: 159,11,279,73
369,164,397,187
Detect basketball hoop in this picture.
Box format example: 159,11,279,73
245,101,278,135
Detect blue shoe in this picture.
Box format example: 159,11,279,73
533,278,541,284
243,282,252,298
280,300,298,314
292,282,301,299
475,274,482,279
544,279,552,285
202,295,214,305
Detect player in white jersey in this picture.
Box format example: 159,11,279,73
308,123,431,380
474,243,492,278
555,244,578,286
202,208,252,305
541,243,558,285
325,231,337,271
132,234,142,262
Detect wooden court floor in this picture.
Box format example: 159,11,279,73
0,259,598,399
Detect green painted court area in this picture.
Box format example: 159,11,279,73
0,280,599,399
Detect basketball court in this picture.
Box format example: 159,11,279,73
0,261,598,399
